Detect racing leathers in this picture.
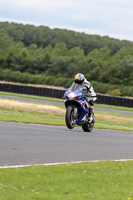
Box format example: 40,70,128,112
82,78,97,121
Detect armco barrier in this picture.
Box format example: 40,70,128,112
0,83,133,108
96,94,133,108
0,83,65,99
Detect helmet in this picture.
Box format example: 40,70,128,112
74,73,84,84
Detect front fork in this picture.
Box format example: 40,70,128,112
73,107,78,119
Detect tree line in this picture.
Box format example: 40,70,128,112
0,22,133,97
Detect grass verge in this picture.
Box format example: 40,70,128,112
0,108,65,126
0,161,133,200
0,97,133,131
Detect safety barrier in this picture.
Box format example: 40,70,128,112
0,83,132,108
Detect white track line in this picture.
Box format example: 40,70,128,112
1,159,133,169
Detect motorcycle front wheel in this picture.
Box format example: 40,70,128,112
65,106,76,129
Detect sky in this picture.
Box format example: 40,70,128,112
0,0,133,41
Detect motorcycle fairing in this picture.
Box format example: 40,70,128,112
64,87,90,124
76,100,89,124
65,87,83,98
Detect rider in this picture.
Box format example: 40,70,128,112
72,73,97,121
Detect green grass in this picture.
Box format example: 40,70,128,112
96,103,133,112
0,108,65,126
96,119,133,132
0,161,133,200
0,92,133,131
0,103,133,132
0,108,133,132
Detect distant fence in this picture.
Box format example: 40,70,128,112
0,83,133,108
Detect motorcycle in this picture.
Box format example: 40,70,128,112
64,83,95,132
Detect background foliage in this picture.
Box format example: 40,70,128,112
0,22,133,96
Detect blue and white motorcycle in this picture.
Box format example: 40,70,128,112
64,83,95,132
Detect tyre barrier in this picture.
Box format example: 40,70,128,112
0,83,132,108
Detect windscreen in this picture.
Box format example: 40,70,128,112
70,83,84,91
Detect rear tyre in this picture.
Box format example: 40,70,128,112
65,106,76,129
82,122,94,132
82,112,95,132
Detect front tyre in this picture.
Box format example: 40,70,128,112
65,106,76,129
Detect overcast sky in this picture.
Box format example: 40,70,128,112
0,0,133,41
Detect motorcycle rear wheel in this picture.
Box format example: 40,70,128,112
82,122,94,132
65,106,76,129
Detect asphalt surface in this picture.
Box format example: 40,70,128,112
0,122,133,167
0,94,133,115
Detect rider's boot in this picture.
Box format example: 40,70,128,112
88,106,94,122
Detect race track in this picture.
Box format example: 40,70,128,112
0,121,133,167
